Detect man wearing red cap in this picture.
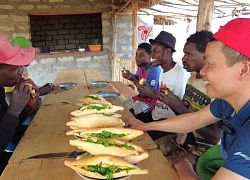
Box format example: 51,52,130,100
0,33,36,172
126,18,250,179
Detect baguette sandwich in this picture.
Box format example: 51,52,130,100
64,155,148,180
26,83,36,98
79,94,110,105
70,104,124,117
161,85,173,95
66,114,125,129
66,127,143,141
69,137,149,164
139,78,146,85
25,83,38,106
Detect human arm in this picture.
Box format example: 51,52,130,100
137,84,157,98
121,69,139,85
126,105,219,133
0,112,20,155
195,122,221,145
173,159,247,180
0,79,31,154
156,90,189,114
212,168,248,180
39,83,55,96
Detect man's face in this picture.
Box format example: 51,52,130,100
0,64,20,87
182,42,205,72
151,43,165,66
200,41,240,99
135,48,151,67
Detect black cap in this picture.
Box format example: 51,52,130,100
149,31,176,52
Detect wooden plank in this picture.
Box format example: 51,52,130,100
43,69,89,105
84,68,106,84
9,70,89,163
110,81,138,100
1,150,179,180
196,0,214,31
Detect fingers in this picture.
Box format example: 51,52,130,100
125,117,136,127
18,80,29,93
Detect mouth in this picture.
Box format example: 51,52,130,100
152,59,157,62
203,80,210,86
183,63,188,68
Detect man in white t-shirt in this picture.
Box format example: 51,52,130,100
136,31,190,140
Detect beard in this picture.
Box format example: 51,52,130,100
137,62,148,67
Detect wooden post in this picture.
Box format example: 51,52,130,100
131,0,138,73
111,13,117,56
111,0,117,81
196,0,214,31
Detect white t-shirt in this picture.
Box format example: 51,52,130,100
152,62,190,120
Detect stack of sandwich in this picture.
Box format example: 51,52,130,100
65,94,149,180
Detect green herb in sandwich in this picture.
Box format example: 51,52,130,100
84,95,101,101
76,162,135,180
85,137,135,150
92,131,126,139
86,104,109,111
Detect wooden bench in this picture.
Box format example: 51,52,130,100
110,81,138,100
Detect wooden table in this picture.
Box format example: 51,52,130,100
0,150,178,180
1,69,178,180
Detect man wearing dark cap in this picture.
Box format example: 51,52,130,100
136,31,190,140
126,18,250,179
121,43,162,117
0,33,36,173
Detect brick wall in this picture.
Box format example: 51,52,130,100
0,0,115,85
30,13,102,52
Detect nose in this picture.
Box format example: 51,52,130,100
200,64,206,77
182,55,188,62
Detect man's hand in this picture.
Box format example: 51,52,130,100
39,83,55,96
121,69,133,80
125,117,146,130
26,78,39,99
156,90,189,114
8,79,32,117
137,84,156,98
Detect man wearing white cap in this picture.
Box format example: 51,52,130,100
126,18,250,179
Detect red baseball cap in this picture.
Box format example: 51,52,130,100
213,18,250,58
0,33,35,66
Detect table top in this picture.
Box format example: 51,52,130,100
1,150,178,180
2,69,178,180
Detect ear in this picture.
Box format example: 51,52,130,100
239,60,250,79
165,48,172,56
148,54,152,60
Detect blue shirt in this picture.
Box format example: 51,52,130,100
134,64,162,90
210,99,250,178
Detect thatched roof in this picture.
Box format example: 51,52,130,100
111,0,250,22
154,15,177,25
140,0,250,21
112,0,164,12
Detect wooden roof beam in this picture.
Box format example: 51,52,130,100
197,0,214,31
118,1,130,12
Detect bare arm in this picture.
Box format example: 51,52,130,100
196,122,221,145
121,70,139,85
212,168,248,180
126,105,219,133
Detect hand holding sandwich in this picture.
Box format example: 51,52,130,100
8,78,36,117
156,88,189,115
137,84,157,98
121,68,138,84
